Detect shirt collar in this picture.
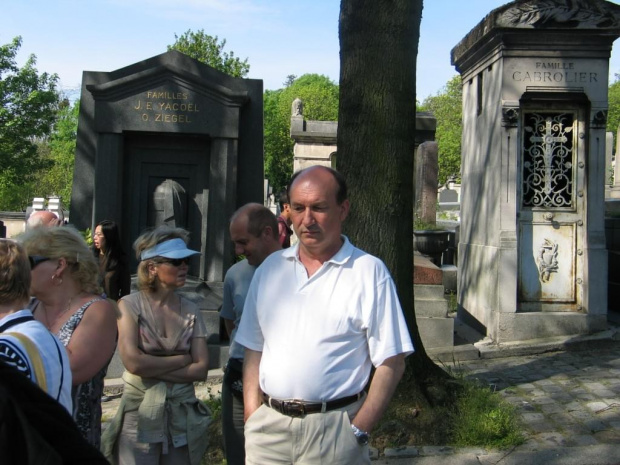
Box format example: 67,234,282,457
283,235,354,266
0,309,35,332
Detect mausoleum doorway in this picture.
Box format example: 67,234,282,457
518,100,587,313
123,133,210,276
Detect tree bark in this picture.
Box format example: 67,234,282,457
338,0,447,386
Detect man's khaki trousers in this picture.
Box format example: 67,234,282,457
244,396,370,465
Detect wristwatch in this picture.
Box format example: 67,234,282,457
351,424,370,445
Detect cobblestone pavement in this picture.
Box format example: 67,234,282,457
457,344,620,450
378,338,620,464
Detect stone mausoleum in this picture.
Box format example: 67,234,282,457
71,50,263,284
452,0,620,342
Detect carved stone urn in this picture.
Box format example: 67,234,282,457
413,230,450,266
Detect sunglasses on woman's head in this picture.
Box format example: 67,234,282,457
156,257,190,267
29,255,51,269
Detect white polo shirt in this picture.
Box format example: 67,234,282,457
0,310,73,412
235,236,414,402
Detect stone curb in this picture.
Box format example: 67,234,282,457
428,325,620,362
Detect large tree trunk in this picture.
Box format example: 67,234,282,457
338,0,447,388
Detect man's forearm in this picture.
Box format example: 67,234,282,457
243,348,263,422
350,354,406,433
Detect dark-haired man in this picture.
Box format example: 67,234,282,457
220,203,281,465
236,166,414,464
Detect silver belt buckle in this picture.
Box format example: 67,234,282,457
281,400,306,417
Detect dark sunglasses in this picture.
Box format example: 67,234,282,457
156,257,190,267
29,255,51,269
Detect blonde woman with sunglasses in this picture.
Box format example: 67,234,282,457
19,226,118,448
101,225,211,465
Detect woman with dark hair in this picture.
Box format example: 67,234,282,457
93,220,131,300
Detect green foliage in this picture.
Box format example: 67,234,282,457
0,36,60,210
81,227,93,246
202,386,222,418
263,74,339,192
263,88,287,193
31,99,79,210
422,75,462,184
168,29,249,78
608,73,620,149
446,290,457,313
450,381,525,448
202,386,225,464
373,365,523,451
414,219,444,231
0,174,36,211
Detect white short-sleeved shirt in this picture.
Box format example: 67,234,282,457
220,259,256,360
0,310,73,412
235,236,414,402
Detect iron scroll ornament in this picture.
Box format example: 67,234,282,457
522,112,574,208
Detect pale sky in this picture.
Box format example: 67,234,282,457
4,0,620,102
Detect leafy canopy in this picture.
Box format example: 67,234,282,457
168,29,250,78
421,75,462,184
608,73,620,143
32,99,79,210
0,36,60,210
263,74,339,193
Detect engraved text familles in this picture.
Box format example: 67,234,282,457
133,91,199,123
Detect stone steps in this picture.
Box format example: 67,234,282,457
413,254,454,350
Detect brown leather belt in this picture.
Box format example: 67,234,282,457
262,392,362,417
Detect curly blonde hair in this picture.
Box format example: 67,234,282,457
0,239,31,306
19,226,101,295
134,225,191,291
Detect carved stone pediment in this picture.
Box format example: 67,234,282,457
498,0,620,29
452,0,620,68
